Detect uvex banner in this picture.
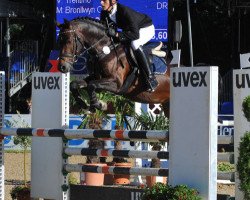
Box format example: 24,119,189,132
235,73,250,88
33,76,60,90
172,71,207,87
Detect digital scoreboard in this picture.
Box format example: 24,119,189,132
56,0,168,42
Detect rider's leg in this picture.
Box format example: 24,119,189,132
134,46,158,92
131,25,158,92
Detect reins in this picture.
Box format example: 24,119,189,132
60,28,113,62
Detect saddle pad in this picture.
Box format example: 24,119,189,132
151,56,167,74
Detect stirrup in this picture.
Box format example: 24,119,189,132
147,76,159,92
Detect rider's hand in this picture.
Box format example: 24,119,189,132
107,28,117,38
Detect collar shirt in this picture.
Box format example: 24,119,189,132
109,4,117,23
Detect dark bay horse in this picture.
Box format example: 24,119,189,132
57,17,171,115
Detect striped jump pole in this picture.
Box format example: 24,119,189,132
64,148,169,159
0,128,168,141
64,164,168,177
64,164,234,182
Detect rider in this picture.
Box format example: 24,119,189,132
100,0,158,92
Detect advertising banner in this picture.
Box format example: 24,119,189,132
56,0,168,42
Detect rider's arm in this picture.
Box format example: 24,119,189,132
100,10,109,22
117,10,140,42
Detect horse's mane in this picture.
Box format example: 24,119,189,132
71,17,107,31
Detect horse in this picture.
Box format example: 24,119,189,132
57,17,172,116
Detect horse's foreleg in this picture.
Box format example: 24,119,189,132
87,79,119,112
161,101,170,119
70,81,89,111
87,84,103,112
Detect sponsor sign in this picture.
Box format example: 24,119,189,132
172,71,207,87
235,73,250,88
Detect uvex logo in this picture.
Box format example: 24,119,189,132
33,76,60,90
172,71,207,87
235,74,250,88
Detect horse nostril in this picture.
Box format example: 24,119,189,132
60,65,66,73
58,64,68,73
59,62,73,73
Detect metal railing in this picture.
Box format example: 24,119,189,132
219,69,233,109
9,40,38,96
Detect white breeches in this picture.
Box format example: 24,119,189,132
131,24,155,50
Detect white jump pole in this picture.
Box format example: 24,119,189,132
169,66,218,200
233,69,249,200
31,72,70,200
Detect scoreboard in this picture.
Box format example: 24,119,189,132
56,0,168,42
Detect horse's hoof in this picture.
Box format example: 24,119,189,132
99,100,107,111
70,80,88,89
78,80,88,89
89,106,96,113
89,102,104,112
70,81,79,90
84,110,91,114
89,104,100,113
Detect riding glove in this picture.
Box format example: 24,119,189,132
107,28,117,38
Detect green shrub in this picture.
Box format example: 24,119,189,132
218,162,234,172
242,96,250,122
68,173,79,185
237,132,250,199
10,185,30,199
142,183,202,200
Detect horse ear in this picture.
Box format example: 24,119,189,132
55,21,61,28
64,18,70,25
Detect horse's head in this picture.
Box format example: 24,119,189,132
57,19,84,73
57,18,111,73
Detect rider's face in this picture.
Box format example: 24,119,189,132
100,0,112,11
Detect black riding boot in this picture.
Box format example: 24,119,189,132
135,46,158,92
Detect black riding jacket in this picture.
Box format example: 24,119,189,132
100,3,153,42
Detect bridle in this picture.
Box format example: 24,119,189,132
59,28,114,68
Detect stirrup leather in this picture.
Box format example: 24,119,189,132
147,76,158,92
